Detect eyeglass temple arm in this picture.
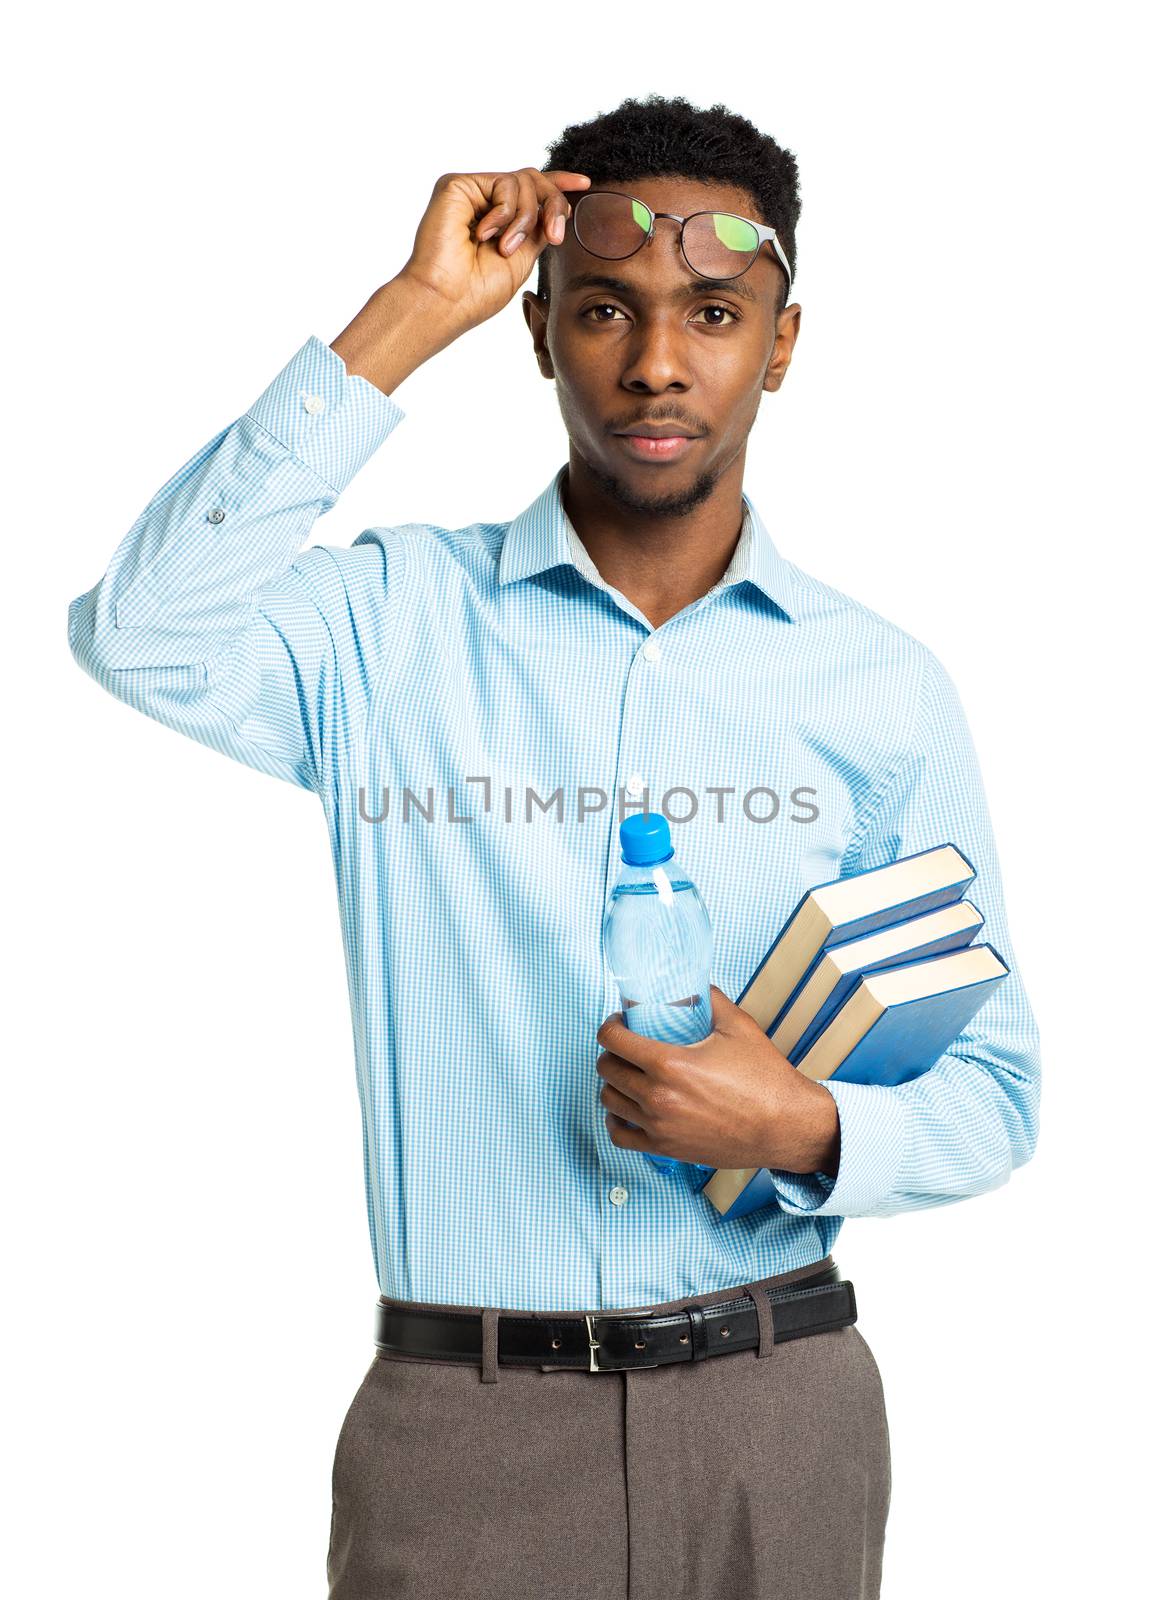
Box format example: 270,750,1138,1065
755,225,793,291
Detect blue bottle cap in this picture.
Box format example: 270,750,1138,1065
619,811,675,866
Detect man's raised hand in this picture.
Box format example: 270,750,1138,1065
399,167,591,333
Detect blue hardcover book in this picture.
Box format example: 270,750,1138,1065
703,943,1008,1217
789,942,1009,1084
771,900,984,1063
703,1164,782,1217
703,843,977,1220
734,843,975,1041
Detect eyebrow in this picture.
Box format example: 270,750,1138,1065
561,270,760,304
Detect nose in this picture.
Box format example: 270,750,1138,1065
612,221,697,392
620,311,694,394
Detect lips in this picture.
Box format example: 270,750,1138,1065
615,434,699,461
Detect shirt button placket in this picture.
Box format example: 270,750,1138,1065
598,630,667,1307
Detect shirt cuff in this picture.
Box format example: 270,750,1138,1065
769,1078,909,1216
244,334,405,497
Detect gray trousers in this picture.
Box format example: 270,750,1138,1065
327,1255,892,1599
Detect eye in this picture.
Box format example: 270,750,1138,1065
580,301,742,326
695,303,742,326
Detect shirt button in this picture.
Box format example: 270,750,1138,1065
608,1185,629,1206
206,507,226,524
302,393,325,414
643,639,662,662
626,774,645,797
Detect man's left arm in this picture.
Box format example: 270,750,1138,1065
769,646,1042,1218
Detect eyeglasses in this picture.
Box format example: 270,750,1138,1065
569,189,792,295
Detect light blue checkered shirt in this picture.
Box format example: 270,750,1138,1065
68,334,1041,1311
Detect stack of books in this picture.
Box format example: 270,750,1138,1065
700,842,1009,1220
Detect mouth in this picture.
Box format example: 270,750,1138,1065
612,431,702,462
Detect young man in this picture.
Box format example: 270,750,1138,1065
68,95,1040,1599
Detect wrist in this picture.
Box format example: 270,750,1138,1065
767,1082,840,1177
330,275,464,397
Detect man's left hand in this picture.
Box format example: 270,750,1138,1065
595,984,841,1176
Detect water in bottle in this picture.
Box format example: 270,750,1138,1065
601,811,716,1180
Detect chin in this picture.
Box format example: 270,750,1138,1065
606,462,720,519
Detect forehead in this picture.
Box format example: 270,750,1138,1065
576,175,764,220
551,175,778,300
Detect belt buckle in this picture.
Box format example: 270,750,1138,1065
583,1311,659,1372
584,1312,608,1372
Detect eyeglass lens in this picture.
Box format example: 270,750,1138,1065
571,191,761,279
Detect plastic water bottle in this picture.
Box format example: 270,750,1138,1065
601,811,716,1179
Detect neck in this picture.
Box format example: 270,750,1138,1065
560,444,748,630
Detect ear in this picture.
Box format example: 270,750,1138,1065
762,301,801,394
521,290,555,380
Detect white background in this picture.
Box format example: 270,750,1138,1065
6,2,1165,1594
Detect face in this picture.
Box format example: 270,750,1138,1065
522,177,801,518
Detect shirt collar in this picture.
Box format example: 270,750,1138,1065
498,463,804,623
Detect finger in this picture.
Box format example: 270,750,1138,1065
708,982,767,1039
540,194,564,246
471,169,587,246
708,983,738,1026
605,1109,651,1150
595,1011,670,1069
544,171,589,244
499,171,543,256
540,170,592,189
599,1079,644,1123
533,170,582,245
472,173,519,244
594,1048,652,1110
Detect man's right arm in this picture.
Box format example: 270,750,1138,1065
66,279,448,793
67,169,590,792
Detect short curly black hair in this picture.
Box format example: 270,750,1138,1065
536,93,801,316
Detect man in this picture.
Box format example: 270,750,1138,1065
68,94,1040,1599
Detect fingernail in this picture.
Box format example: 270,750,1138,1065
507,231,526,252
480,226,498,240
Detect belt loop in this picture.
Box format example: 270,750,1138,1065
746,1283,775,1358
480,1307,500,1383
686,1305,708,1361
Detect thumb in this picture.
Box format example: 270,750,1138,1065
709,982,756,1034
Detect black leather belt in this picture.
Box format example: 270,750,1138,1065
374,1262,855,1374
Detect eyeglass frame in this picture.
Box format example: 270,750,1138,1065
567,188,793,299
